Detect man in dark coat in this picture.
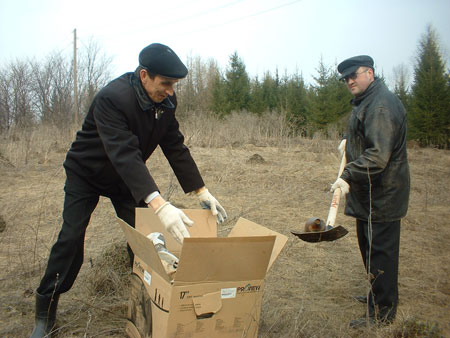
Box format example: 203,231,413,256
30,43,227,337
331,55,410,328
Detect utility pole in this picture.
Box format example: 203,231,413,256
73,29,79,126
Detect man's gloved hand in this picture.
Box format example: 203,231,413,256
331,178,350,197
155,202,193,244
197,189,227,224
338,139,346,157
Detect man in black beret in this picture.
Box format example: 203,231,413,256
30,43,227,337
331,55,410,328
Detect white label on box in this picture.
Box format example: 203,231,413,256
144,270,152,285
221,288,237,299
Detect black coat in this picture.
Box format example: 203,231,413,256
340,79,410,222
64,72,204,204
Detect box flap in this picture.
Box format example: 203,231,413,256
229,218,288,272
117,218,171,282
192,291,222,318
135,208,217,254
174,236,275,283
183,209,217,237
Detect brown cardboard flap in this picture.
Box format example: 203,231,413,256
229,218,288,272
117,218,171,283
192,291,222,318
135,208,217,255
174,236,275,283
182,209,217,238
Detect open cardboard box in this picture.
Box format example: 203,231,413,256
118,208,288,338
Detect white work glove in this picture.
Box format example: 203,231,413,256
197,189,227,224
147,232,179,273
155,202,193,244
338,139,346,157
330,178,350,197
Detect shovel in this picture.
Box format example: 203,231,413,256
291,141,349,243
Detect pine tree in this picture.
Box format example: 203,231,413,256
280,70,309,135
410,25,450,148
308,57,351,135
224,52,250,113
249,75,265,114
210,72,228,116
261,70,279,112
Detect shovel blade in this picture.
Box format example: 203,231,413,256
291,225,348,243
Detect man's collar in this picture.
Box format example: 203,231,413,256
130,71,175,111
351,78,379,106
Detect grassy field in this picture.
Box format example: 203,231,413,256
0,113,448,337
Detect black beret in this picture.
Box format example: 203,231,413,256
139,43,188,79
337,55,374,80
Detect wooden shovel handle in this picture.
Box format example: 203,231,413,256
326,140,347,227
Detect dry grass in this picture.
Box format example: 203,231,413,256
0,113,448,337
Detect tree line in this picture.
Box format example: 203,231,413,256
1,25,449,147
176,52,352,138
0,39,112,130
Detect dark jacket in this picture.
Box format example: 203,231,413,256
340,78,410,222
64,71,204,204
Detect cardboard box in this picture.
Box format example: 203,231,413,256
118,208,288,338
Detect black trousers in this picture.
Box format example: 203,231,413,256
37,169,146,296
356,219,400,320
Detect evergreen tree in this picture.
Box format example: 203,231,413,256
410,25,450,148
261,70,279,112
308,57,351,135
224,51,250,113
210,72,228,116
280,70,309,135
248,75,265,114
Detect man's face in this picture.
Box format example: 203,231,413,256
140,70,179,103
344,67,374,96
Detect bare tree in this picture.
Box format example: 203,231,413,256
177,53,197,113
49,53,74,127
9,60,35,127
176,54,221,114
0,38,113,131
77,38,113,117
393,64,410,92
0,68,13,130
392,63,411,112
30,56,54,124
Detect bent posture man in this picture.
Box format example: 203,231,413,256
31,43,227,337
331,55,410,328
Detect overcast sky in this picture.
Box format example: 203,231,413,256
1,0,449,88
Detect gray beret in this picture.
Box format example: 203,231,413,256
139,43,188,79
337,55,374,80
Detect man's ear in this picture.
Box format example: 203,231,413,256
139,69,147,82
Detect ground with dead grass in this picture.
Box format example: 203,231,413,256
0,116,449,337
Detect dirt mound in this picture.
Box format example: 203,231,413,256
247,153,266,164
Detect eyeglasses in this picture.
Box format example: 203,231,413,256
342,69,369,83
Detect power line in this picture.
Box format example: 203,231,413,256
38,31,73,57
94,0,248,39
175,0,304,37
77,0,303,45
170,0,247,25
